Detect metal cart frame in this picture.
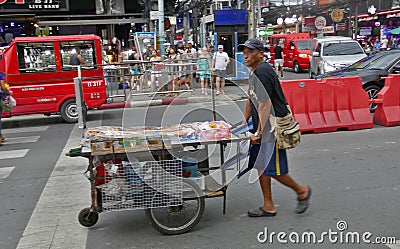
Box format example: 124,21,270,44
72,135,246,235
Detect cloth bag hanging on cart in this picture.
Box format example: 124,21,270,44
269,105,301,150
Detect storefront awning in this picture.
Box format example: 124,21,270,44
38,18,147,26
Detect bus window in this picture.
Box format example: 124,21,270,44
60,40,97,71
17,42,56,73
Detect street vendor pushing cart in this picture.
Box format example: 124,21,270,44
238,38,312,217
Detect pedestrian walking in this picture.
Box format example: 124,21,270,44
166,47,182,96
150,50,163,92
196,47,211,95
183,42,197,88
0,72,12,146
212,44,229,95
238,38,311,217
273,40,284,79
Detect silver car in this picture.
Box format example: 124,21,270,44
309,36,367,78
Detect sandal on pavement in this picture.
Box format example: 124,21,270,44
248,207,277,217
295,186,312,214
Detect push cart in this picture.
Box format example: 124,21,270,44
67,124,248,235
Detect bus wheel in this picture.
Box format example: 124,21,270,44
60,99,86,123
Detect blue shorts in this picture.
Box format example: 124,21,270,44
248,142,288,176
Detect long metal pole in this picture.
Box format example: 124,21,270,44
158,0,165,58
248,0,255,38
184,8,189,43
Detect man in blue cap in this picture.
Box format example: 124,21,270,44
238,38,311,217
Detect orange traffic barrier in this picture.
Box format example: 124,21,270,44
372,75,400,126
281,77,373,133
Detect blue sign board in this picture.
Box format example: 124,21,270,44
215,10,247,25
176,13,193,29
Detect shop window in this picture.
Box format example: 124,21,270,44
60,40,97,71
17,42,56,74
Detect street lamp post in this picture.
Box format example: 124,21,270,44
158,0,165,58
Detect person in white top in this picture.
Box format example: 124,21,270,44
212,44,230,95
185,41,197,88
380,36,388,51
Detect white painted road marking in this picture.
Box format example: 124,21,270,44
3,136,40,145
0,149,29,160
0,166,15,179
2,126,49,134
16,120,101,249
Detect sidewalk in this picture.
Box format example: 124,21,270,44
100,81,249,109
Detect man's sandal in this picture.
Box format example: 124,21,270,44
248,207,277,217
295,186,312,214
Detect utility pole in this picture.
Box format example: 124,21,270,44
183,7,189,43
193,7,199,46
248,0,256,38
354,2,359,40
158,0,165,58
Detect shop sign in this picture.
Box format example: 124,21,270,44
387,13,400,18
258,29,274,37
359,16,378,22
331,9,344,22
0,0,68,12
368,5,377,15
322,26,335,34
315,16,327,30
168,16,177,25
360,27,372,36
0,0,25,4
302,16,316,32
335,23,346,31
204,14,214,24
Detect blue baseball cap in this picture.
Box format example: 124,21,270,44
238,38,264,51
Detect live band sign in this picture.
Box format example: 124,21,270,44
0,0,69,12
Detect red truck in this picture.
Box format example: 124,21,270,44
269,33,313,73
0,35,107,123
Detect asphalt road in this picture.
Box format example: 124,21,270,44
0,116,75,249
1,70,399,249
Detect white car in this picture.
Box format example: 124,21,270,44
309,36,367,78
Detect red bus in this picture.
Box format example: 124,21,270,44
0,35,106,123
269,33,313,73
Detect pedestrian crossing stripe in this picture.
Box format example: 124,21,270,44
0,167,15,179
0,149,29,160
2,126,49,135
2,136,40,145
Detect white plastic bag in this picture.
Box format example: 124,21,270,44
239,131,253,155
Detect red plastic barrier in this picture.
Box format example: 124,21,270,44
281,77,373,133
373,75,400,126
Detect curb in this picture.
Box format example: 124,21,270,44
97,94,247,110
98,101,129,110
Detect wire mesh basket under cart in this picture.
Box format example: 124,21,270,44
68,123,249,235
78,157,205,235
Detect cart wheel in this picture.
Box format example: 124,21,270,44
145,178,205,235
78,208,99,227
